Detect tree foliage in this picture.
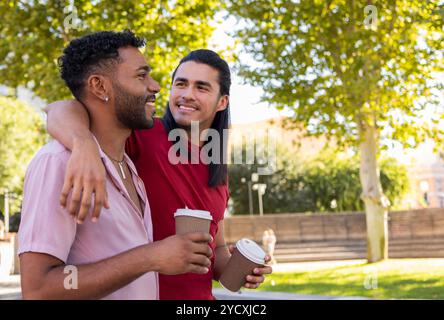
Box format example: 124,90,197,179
228,148,410,215
0,96,46,214
228,0,444,148
0,0,222,110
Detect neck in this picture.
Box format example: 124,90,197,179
90,119,131,162
183,121,212,147
185,129,203,147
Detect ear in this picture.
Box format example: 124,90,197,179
216,95,229,112
87,74,110,102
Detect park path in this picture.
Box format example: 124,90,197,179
0,262,370,300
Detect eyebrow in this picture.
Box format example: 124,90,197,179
174,77,212,89
136,65,152,73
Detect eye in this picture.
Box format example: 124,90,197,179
175,81,185,87
198,85,208,91
138,73,147,79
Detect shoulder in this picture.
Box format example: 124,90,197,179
27,140,70,174
132,118,166,139
127,118,168,156
216,181,230,202
23,142,68,200
126,118,167,159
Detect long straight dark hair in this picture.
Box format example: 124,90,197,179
163,49,231,187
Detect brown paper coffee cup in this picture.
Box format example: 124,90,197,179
219,238,266,292
174,208,212,234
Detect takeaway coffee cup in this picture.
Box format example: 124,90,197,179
174,208,212,235
219,238,266,292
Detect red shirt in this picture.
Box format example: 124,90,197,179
126,118,229,300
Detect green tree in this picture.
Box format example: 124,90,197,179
228,163,315,215
0,0,222,109
301,152,410,212
228,0,443,261
0,96,46,215
229,149,410,215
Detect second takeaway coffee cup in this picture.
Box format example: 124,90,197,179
219,238,266,292
174,208,212,234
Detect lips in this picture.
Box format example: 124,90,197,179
145,94,156,104
177,102,198,112
144,95,156,118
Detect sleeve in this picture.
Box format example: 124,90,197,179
18,152,77,263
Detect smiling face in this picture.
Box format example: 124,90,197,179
169,61,228,131
111,46,160,129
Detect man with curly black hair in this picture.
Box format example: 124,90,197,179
18,30,213,300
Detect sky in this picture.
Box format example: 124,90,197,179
208,14,293,125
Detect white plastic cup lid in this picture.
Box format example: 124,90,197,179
235,238,266,265
174,208,213,221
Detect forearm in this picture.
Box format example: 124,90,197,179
24,244,158,300
212,245,231,281
46,99,92,151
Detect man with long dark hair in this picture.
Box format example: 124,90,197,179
46,47,272,300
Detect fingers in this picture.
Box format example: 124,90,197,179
60,174,73,210
190,242,213,258
187,264,210,274
244,283,258,289
243,266,273,289
104,190,110,209
59,140,108,221
244,273,266,289
228,244,235,254
62,175,108,223
185,232,213,244
253,266,273,275
186,236,213,274
246,274,264,284
68,182,82,218
77,184,93,224
244,279,262,289
189,253,212,269
91,181,107,222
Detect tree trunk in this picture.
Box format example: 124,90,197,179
359,123,389,263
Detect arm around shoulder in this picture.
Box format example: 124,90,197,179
46,99,92,151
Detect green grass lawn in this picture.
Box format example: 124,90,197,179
213,259,444,299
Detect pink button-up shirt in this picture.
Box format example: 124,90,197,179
18,140,158,300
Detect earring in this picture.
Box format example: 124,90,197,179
104,96,109,102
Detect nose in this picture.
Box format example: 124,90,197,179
147,77,160,94
181,85,196,101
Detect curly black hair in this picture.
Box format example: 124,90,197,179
59,30,146,100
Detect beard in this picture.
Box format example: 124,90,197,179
113,81,154,130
